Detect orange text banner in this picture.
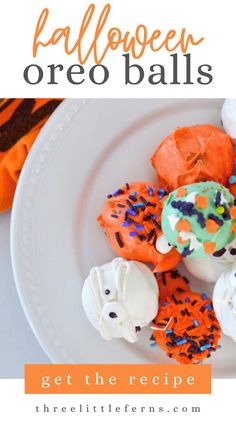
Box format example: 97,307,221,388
25,364,211,394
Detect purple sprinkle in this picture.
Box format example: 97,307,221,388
223,207,231,220
215,191,221,207
185,297,190,303
129,231,138,237
126,209,138,216
208,214,224,226
135,224,145,230
122,222,130,227
163,302,170,306
182,246,193,257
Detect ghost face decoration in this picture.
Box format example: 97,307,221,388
82,257,158,343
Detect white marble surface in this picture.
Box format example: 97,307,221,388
0,212,50,378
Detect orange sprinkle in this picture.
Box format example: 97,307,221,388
176,219,191,232
230,206,236,219
206,219,219,234
204,241,216,254
178,235,188,245
176,187,187,198
195,195,208,209
232,222,236,234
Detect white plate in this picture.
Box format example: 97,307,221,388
10,99,236,377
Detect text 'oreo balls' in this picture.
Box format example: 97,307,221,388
98,181,181,271
161,182,236,258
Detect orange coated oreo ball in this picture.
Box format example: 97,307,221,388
98,182,181,272
157,270,189,305
150,125,234,192
152,292,221,364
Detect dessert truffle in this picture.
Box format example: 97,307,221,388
150,124,234,191
161,182,236,258
213,264,236,342
82,257,158,343
152,291,221,364
98,181,181,271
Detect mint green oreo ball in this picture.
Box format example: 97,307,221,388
161,182,236,258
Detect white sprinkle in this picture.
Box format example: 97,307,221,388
168,214,180,230
184,191,198,204
179,231,202,251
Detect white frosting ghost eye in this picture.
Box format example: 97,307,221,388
103,286,116,301
102,301,128,324
155,234,173,254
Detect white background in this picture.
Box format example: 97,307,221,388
0,379,234,423
0,0,235,97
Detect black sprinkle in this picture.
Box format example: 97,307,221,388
109,312,117,318
107,194,112,198
176,287,185,293
129,195,137,202
170,270,180,279
153,220,161,230
200,306,205,313
171,294,178,304
126,183,130,190
143,214,152,221
230,248,236,256
183,276,190,284
111,214,118,219
137,234,146,241
213,248,226,257
147,228,156,242
117,203,125,208
135,326,141,332
115,232,124,248
191,300,197,306
162,273,167,286
126,199,135,210
140,196,148,206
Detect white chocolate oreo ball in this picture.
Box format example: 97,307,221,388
213,264,236,342
82,257,158,343
183,256,231,284
221,99,236,142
